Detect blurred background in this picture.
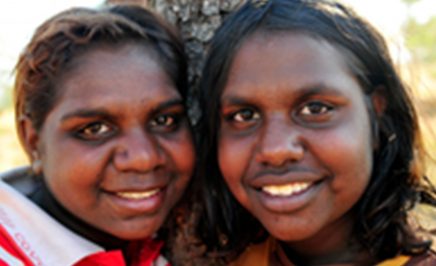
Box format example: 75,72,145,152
0,0,435,176
0,0,434,245
0,0,105,169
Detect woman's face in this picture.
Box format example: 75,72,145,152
218,33,374,246
31,44,195,239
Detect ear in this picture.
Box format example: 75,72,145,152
371,85,386,117
369,86,388,150
18,116,40,162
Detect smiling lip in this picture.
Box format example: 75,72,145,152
251,169,322,188
250,170,324,213
255,180,322,213
116,188,161,200
262,182,312,197
106,186,167,215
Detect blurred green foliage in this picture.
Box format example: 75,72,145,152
404,17,436,65
402,0,420,5
402,0,436,81
0,85,12,111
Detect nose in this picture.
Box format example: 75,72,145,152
255,118,304,166
113,129,165,173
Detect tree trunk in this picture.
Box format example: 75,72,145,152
107,0,148,6
106,0,246,123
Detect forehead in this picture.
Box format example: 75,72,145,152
220,32,363,106
52,43,178,110
226,32,354,87
63,42,159,76
233,32,348,78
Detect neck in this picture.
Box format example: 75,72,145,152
278,213,373,265
278,241,372,266
29,180,129,251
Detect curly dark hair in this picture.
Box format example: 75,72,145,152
14,4,187,139
192,0,436,263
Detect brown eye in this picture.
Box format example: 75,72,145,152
151,114,175,127
299,102,333,116
233,108,260,122
149,113,183,133
151,114,178,127
76,122,113,141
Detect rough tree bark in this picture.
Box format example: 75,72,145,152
106,0,246,123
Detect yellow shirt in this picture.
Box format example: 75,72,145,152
230,237,411,266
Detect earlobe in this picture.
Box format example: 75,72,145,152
371,85,387,116
369,86,387,150
19,117,43,175
18,116,40,161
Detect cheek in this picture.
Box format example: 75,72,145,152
42,148,100,198
347,134,372,170
163,131,196,178
218,134,253,188
315,121,373,194
342,117,373,175
40,136,112,203
42,154,99,218
44,144,107,182
218,137,250,208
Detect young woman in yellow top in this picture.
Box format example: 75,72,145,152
191,0,436,265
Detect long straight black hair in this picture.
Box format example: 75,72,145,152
195,0,436,262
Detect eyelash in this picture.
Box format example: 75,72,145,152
223,101,335,128
73,112,185,142
298,101,334,117
228,108,260,122
224,108,260,124
222,107,261,131
150,112,183,132
75,121,114,141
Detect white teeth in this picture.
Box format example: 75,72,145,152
116,189,160,200
262,182,311,197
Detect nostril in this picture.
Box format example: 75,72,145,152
256,137,305,166
116,148,128,158
113,134,165,172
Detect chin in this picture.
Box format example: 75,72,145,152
113,228,157,240
265,224,318,243
108,220,163,240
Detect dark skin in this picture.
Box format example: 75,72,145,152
21,43,195,243
218,32,382,264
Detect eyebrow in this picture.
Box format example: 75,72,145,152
61,98,184,122
221,84,346,105
153,98,184,111
220,97,249,106
61,109,110,122
296,86,346,100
